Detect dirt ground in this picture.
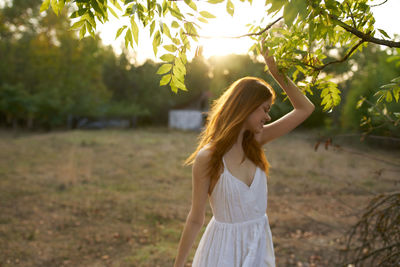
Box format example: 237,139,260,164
0,127,398,266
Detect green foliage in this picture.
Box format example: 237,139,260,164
38,0,219,94
340,44,400,137
375,77,400,103
37,0,399,116
4,0,400,134
0,5,111,129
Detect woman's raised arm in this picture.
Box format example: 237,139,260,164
255,42,315,146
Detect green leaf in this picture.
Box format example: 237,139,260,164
308,20,315,40
198,17,208,24
150,21,156,36
207,0,224,3
386,91,393,102
168,4,184,20
356,97,365,109
115,25,127,39
171,75,187,91
380,83,397,89
374,90,386,102
173,65,184,76
130,17,139,45
87,25,96,39
184,22,198,41
200,11,216,19
160,74,171,86
70,9,86,19
70,20,86,30
174,57,186,74
163,24,172,39
172,38,180,46
393,87,400,102
283,0,298,26
184,0,197,11
297,0,308,20
108,5,118,19
226,0,234,16
79,24,86,40
40,0,50,12
90,0,106,18
160,53,175,62
163,45,177,52
57,0,64,14
125,28,133,48
152,31,161,56
391,76,400,83
171,21,180,28
267,0,285,15
378,29,390,39
156,3,162,14
50,0,58,15
112,0,122,11
83,12,96,28
157,64,172,75
162,0,168,16
170,85,178,94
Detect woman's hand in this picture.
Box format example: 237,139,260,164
261,38,278,75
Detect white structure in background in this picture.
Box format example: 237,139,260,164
169,110,203,130
168,91,211,131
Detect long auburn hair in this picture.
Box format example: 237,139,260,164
184,76,276,191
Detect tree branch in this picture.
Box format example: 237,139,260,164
349,242,400,265
370,0,389,7
183,16,283,39
325,142,400,168
284,39,365,72
346,2,357,28
363,98,396,123
328,14,400,48
312,39,366,71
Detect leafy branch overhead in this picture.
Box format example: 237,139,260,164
40,0,400,111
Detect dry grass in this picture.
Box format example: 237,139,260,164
0,127,398,267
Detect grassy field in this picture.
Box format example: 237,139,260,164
0,127,399,267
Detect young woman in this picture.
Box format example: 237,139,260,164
173,43,315,267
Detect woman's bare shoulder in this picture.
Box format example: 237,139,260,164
197,144,214,163
192,145,214,183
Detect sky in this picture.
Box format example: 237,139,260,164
96,0,400,66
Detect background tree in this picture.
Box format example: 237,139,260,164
340,44,400,137
38,1,399,103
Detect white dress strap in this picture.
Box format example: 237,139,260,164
222,156,227,167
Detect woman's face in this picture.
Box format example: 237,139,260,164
244,99,272,134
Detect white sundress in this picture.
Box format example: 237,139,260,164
192,155,276,267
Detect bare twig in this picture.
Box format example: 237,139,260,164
183,16,283,39
331,133,400,143
370,0,389,7
363,98,396,123
313,39,365,71
331,143,399,168
338,191,400,266
276,39,365,72
346,2,357,28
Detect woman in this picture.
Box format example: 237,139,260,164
173,42,315,267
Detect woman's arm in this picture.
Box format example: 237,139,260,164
174,148,211,267
255,42,315,146
264,48,315,111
